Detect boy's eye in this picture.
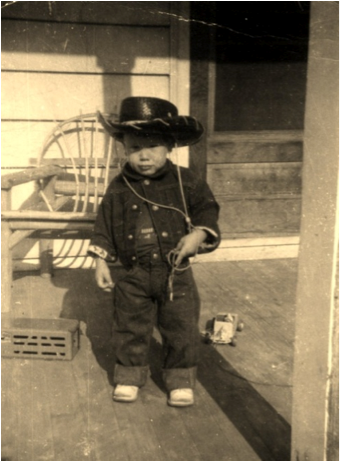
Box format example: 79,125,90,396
127,144,160,152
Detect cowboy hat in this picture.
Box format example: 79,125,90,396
98,97,204,147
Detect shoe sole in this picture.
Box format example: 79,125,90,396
112,394,138,403
167,399,194,407
113,397,138,403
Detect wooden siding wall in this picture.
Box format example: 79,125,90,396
1,1,190,268
190,2,309,242
207,131,303,239
2,1,173,171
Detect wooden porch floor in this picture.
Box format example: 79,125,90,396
1,259,298,461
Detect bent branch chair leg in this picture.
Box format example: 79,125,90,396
39,239,54,278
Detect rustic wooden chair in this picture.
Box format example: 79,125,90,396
1,112,122,313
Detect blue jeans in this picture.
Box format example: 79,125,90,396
112,261,200,391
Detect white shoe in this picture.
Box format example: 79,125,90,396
168,388,194,407
113,385,139,402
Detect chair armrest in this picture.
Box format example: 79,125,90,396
1,165,63,191
1,210,97,221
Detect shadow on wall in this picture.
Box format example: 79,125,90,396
2,0,173,265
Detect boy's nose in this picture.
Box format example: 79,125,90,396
139,149,150,159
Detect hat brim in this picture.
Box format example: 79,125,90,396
97,111,203,147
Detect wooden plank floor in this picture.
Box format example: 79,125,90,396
1,259,298,461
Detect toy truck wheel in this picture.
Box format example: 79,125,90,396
230,337,237,347
237,321,244,332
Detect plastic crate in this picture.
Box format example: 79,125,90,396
1,318,79,360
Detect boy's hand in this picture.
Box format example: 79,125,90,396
174,229,208,266
95,258,114,292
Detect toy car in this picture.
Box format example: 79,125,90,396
202,312,244,346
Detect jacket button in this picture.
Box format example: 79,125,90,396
132,256,136,261
161,231,168,237
132,204,138,210
152,205,159,211
128,234,133,240
152,253,158,259
144,179,150,186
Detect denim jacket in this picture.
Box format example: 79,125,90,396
88,160,220,269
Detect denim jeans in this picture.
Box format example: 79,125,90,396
112,260,200,391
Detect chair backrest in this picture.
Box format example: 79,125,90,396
37,112,124,213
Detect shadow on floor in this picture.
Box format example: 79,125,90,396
148,337,290,461
56,267,123,385
197,342,291,461
54,268,290,461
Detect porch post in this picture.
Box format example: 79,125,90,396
291,2,339,461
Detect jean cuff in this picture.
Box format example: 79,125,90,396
114,364,149,387
162,367,197,392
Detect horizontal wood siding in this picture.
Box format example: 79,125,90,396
1,122,124,169
208,162,302,196
1,1,171,25
207,132,303,238
1,4,172,171
2,21,170,74
195,0,306,242
1,122,56,168
208,131,303,163
217,197,301,238
215,62,307,131
1,72,169,120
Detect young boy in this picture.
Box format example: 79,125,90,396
88,97,220,407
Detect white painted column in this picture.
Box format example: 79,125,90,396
291,2,339,460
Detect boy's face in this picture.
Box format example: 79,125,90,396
123,133,170,176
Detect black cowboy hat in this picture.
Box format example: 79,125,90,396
98,96,204,147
